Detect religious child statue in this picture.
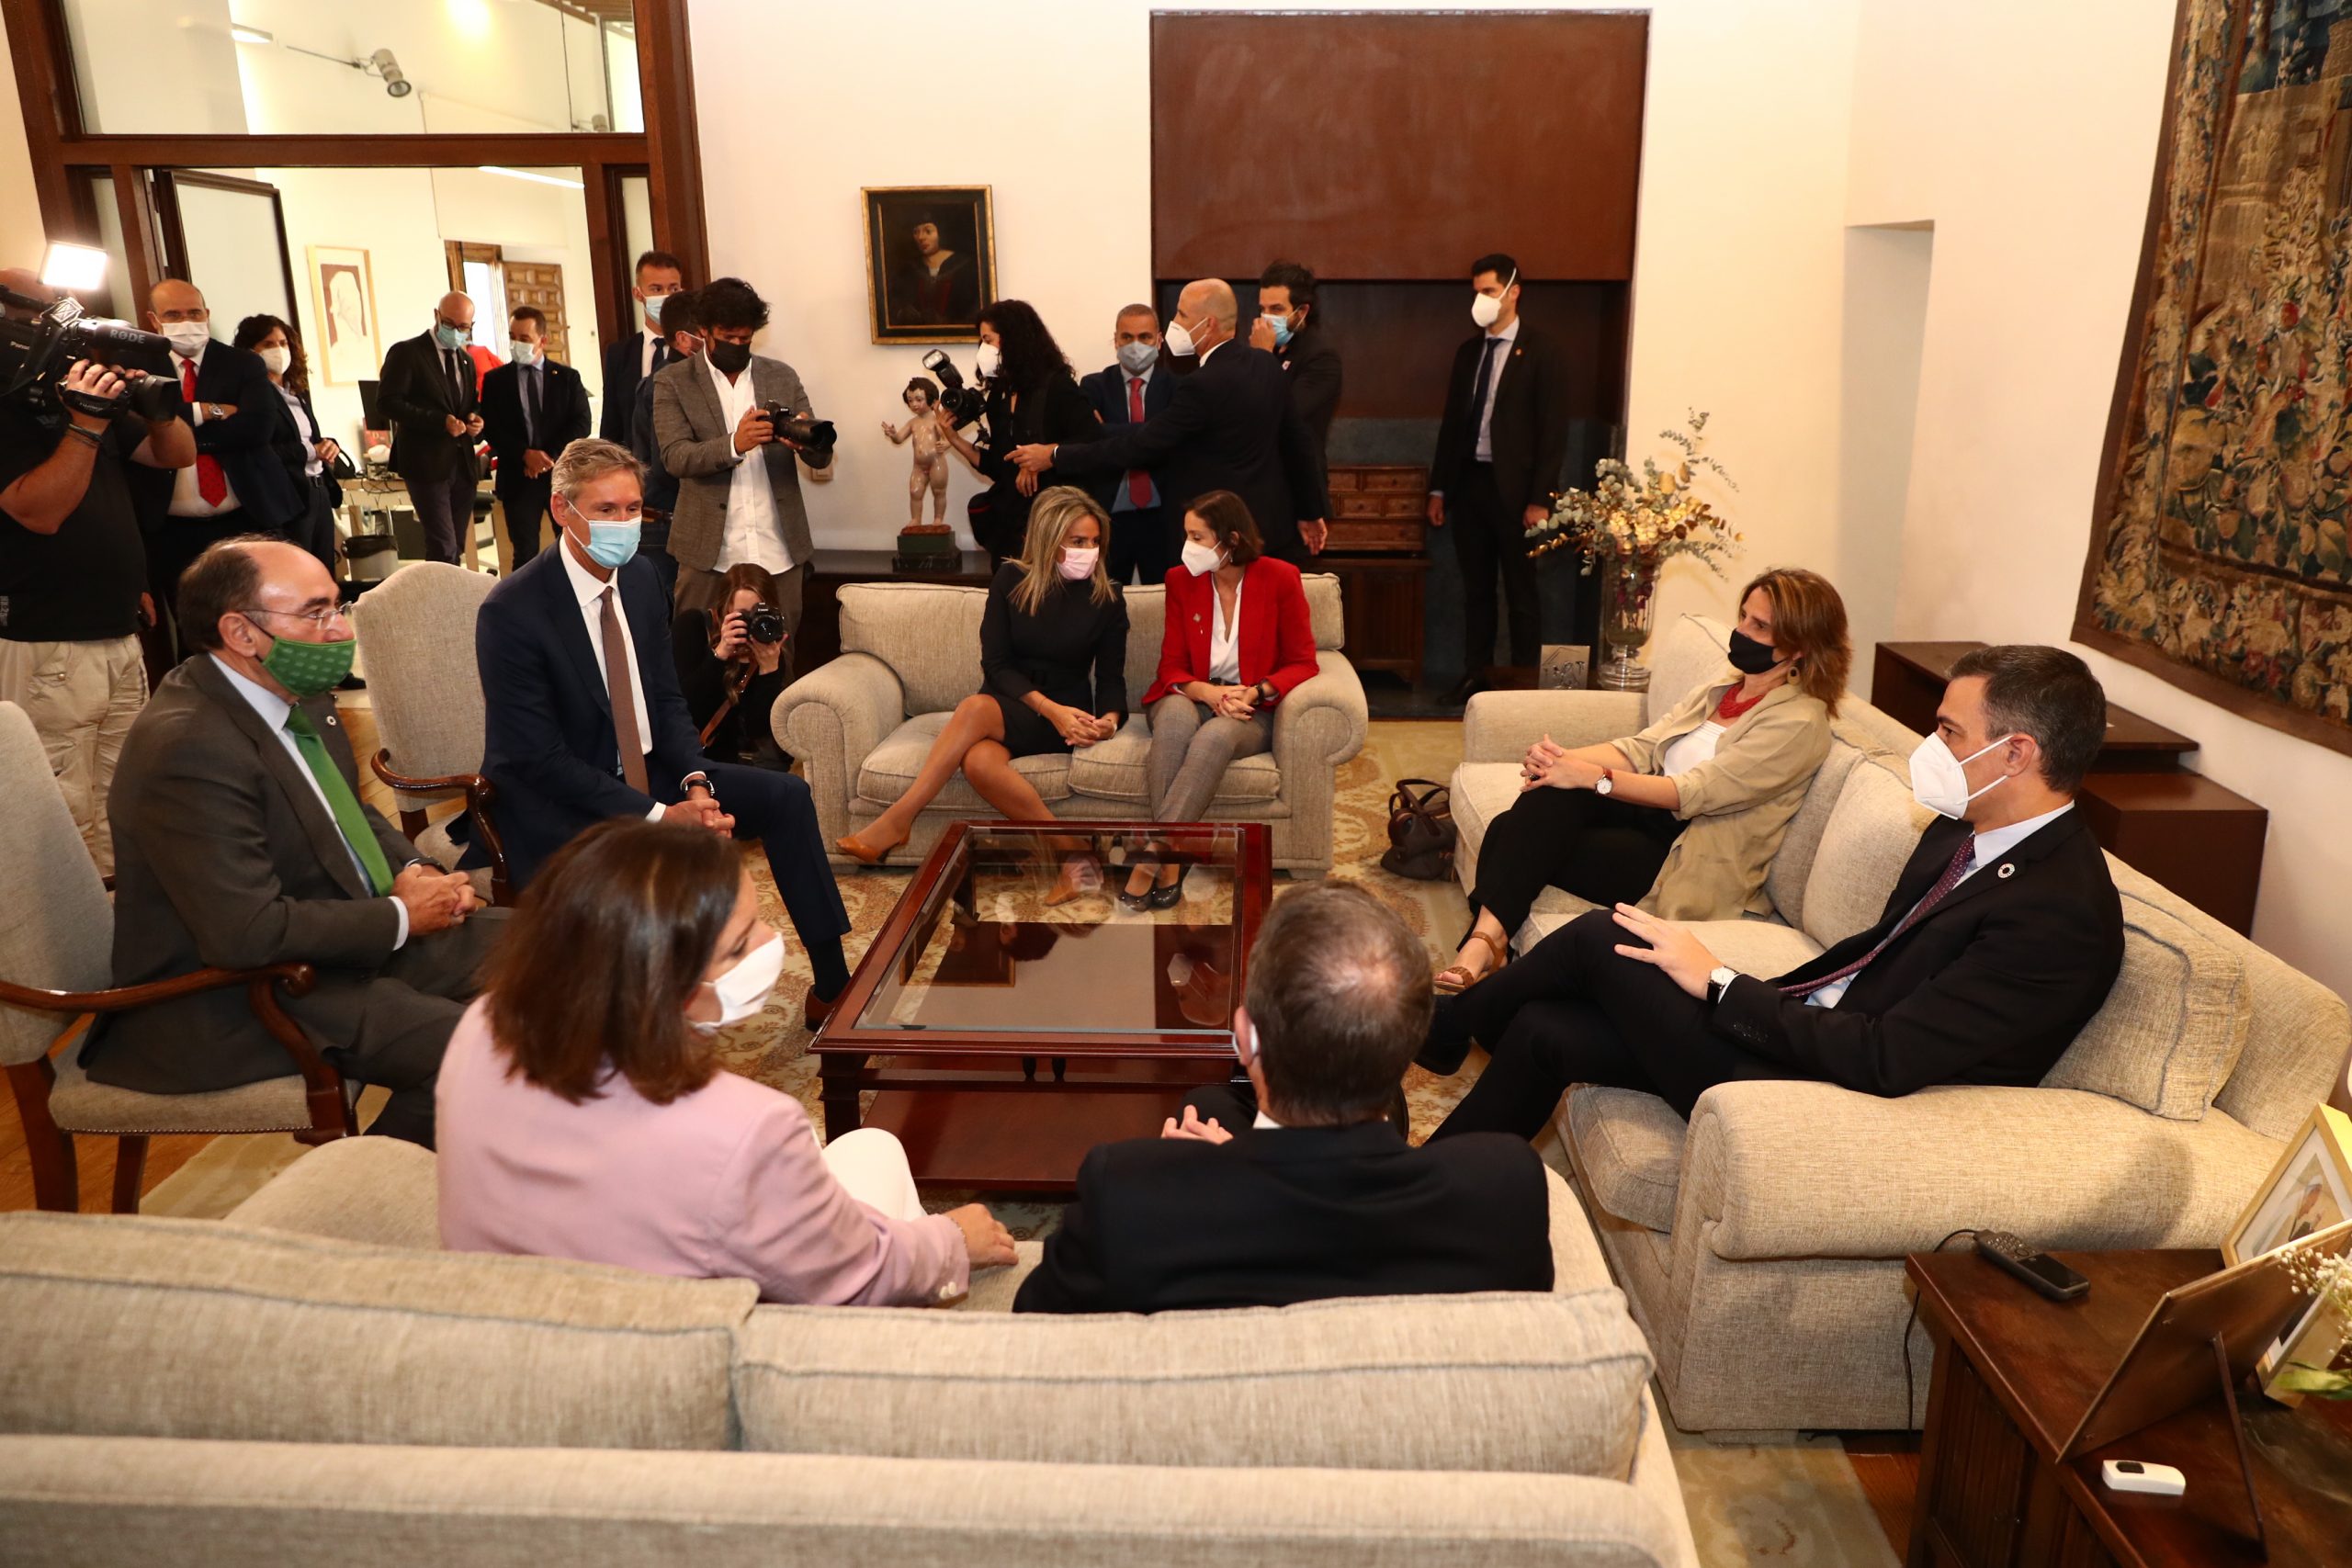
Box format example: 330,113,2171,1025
884,374,958,572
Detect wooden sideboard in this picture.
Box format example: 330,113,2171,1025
1321,463,1430,684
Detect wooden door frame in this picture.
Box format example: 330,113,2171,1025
151,168,302,337
2,0,707,352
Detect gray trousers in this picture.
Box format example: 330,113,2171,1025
1147,694,1272,822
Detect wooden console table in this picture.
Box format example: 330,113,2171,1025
1321,463,1430,685
1906,1247,2349,1568
1871,642,2267,933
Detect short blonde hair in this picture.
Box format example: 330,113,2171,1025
1011,487,1116,615
551,437,644,507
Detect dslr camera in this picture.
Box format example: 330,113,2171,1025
0,285,179,419
760,403,837,458
919,350,986,425
743,603,786,646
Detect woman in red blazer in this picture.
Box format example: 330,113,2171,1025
1125,490,1320,908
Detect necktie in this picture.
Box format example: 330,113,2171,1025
652,341,669,375
446,349,469,409
1781,840,1976,999
1125,377,1152,508
181,358,228,506
283,705,393,896
523,368,541,448
600,585,650,794
1463,336,1501,460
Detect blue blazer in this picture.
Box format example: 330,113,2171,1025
1075,361,1173,514
475,545,707,887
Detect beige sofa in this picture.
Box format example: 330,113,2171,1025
1451,615,2352,1433
0,1137,1699,1567
777,576,1367,876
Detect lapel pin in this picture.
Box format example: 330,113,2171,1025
1996,863,2015,879
323,714,337,727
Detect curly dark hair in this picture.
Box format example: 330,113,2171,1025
232,312,309,394
697,276,770,333
975,299,1069,394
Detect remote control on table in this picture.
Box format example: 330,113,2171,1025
1973,1231,2090,1302
2101,1460,2186,1496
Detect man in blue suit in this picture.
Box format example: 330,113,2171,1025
1076,304,1174,585
474,437,851,1022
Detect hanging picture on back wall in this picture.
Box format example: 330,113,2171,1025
307,245,381,388
2076,0,2352,757
862,186,997,344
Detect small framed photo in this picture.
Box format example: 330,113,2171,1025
1539,644,1591,691
2257,1292,2347,1404
2225,1104,2352,1266
862,186,996,344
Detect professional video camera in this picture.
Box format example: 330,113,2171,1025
918,350,986,425
0,284,178,418
760,402,837,458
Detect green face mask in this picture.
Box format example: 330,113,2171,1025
258,629,356,695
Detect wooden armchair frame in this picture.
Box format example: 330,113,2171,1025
0,962,341,1213
371,751,512,907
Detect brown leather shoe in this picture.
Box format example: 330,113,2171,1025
803,987,838,1032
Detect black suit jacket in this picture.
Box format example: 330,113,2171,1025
379,331,481,484
1049,341,1329,562
1075,360,1175,514
1012,1121,1555,1314
476,545,708,887
1430,322,1573,516
1713,809,2126,1097
600,332,677,446
1276,324,1342,458
481,359,593,488
136,342,304,529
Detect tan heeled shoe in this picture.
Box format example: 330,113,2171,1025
835,829,908,866
1433,930,1508,995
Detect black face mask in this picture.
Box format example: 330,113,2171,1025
707,340,752,376
1727,628,1781,677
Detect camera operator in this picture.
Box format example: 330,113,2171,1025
670,562,790,770
935,299,1100,568
0,266,194,873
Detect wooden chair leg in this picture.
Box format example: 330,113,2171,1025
6,1057,78,1212
110,1134,149,1213
398,807,428,841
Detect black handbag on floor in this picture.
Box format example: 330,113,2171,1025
1380,778,1457,881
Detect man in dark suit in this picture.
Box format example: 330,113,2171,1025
628,288,703,606
1015,883,1555,1314
1429,253,1572,703
1013,279,1329,567
1421,647,2128,1137
378,292,484,565
474,437,853,1022
1076,303,1174,584
1250,260,1342,475
88,537,502,1146
135,280,307,634
481,306,592,570
599,250,685,448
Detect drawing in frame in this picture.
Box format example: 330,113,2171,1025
2224,1103,2352,1267
863,186,996,345
307,245,382,387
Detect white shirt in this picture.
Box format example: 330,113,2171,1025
640,331,662,384
1473,317,1521,462
169,345,242,518
209,656,408,948
275,383,322,478
1208,579,1245,684
1803,802,2076,1010
1657,719,1724,779
557,540,658,805
707,355,793,574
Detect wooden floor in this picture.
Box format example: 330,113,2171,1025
1845,1440,1923,1556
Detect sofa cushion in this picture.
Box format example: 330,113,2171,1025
221,1136,440,1248
1065,714,1284,805
2041,882,2252,1120
858,713,1071,806
0,1213,752,1450
1798,757,1925,950
838,584,990,717
1567,1089,1690,1235
735,1290,1654,1479
1681,916,1821,982
1758,739,1862,932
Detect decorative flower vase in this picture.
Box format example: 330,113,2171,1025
1596,555,1658,691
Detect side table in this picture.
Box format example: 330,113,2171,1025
1906,1247,2349,1568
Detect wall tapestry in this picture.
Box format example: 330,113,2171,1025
2077,0,2352,755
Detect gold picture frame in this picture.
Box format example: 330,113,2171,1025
2224,1103,2352,1267
306,244,383,388
861,186,997,345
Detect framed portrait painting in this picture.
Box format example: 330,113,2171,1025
2224,1104,2352,1266
307,245,382,387
863,186,996,344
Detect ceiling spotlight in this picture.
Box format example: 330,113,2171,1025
369,48,412,98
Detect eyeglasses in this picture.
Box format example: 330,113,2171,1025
240,602,354,631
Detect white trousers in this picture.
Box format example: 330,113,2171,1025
818,1126,927,1222
0,634,148,874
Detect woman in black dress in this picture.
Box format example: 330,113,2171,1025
836,487,1126,898
938,299,1101,565
670,562,791,771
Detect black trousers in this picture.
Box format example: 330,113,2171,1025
1426,908,1792,1139
498,475,553,568
308,907,512,1149
1468,785,1686,941
1451,462,1542,668
663,762,854,998
1108,503,1169,586
294,475,341,576
407,468,478,564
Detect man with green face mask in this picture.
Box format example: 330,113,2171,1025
83,538,509,1147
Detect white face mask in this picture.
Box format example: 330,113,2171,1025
1470,269,1517,330
509,341,541,367
974,342,1001,380
1164,317,1199,357
162,321,210,357
1181,538,1223,577
691,929,785,1035
1909,732,2019,820
258,345,292,376
1057,546,1099,581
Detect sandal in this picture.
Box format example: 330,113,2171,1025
1433,930,1508,995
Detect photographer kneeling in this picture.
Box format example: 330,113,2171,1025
672,562,790,770
0,266,194,872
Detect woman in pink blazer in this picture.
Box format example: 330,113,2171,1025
437,818,1015,1304
1125,490,1319,908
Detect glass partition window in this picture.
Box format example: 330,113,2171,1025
61,0,641,136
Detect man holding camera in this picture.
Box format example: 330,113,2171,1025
0,267,194,872
650,276,830,667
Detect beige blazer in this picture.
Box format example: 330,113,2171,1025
1611,676,1832,920
650,353,826,574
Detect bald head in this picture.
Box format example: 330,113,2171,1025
1182,279,1239,332
176,536,339,664
146,279,209,331
436,293,476,332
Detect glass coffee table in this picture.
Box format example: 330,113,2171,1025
815,820,1272,1191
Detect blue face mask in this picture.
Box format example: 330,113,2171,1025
1260,313,1294,348
583,518,641,569
1116,340,1158,376
435,320,470,351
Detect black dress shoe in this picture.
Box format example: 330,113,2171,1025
1443,673,1484,706
1414,994,1475,1077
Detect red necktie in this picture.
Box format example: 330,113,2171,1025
182,358,228,507
1781,840,1975,998
1125,377,1152,509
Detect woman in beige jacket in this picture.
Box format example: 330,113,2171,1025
1436,568,1850,992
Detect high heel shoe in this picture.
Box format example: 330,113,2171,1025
835,829,907,866
1147,863,1191,911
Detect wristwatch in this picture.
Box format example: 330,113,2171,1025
684,773,719,806
1706,965,1739,1006
1594,767,1615,796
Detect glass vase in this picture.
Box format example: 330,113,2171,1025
1596,554,1658,691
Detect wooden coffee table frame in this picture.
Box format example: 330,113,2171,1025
815,819,1272,1191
